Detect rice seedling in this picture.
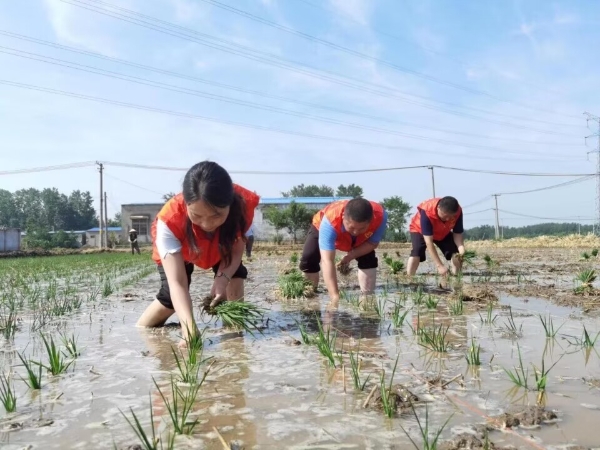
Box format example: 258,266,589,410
0,307,18,339
374,296,387,319
400,402,453,450
574,269,596,294
379,355,400,418
120,394,175,450
532,355,561,392
102,277,114,297
0,374,17,413
479,303,498,324
384,256,404,275
593,248,599,257
296,320,315,345
60,333,80,358
448,297,464,316
212,301,264,336
503,343,528,389
391,303,410,328
539,314,564,338
465,338,481,366
582,325,600,347
36,333,73,376
277,269,314,299
412,286,424,306
315,316,337,367
582,252,591,260
503,306,522,337
348,342,370,391
154,376,202,435
483,254,498,270
17,352,42,390
289,252,299,264
338,262,352,276
419,324,449,353
424,295,439,310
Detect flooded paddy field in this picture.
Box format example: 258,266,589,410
1,246,600,449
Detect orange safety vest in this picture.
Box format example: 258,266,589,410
409,198,462,241
151,185,260,269
312,200,385,252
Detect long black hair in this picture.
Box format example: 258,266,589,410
182,161,246,266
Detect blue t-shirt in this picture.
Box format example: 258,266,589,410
420,210,464,236
318,211,388,251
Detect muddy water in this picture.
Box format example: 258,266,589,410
1,256,600,449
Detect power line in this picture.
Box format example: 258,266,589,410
0,161,96,175
462,196,492,209
496,175,595,195
57,0,582,135
499,209,596,221
1,79,577,163
463,208,493,215
2,158,597,178
197,0,580,120
0,30,581,147
0,46,579,160
104,173,164,196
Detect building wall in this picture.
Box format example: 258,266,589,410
121,204,163,244
0,228,21,252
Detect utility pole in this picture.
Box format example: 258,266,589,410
104,192,108,248
584,112,600,234
97,162,104,249
493,194,500,240
428,166,436,197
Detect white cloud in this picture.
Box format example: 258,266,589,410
43,0,118,55
328,0,371,26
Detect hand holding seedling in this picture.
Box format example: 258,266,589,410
210,276,229,308
437,264,449,276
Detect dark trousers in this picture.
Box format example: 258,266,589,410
131,241,140,255
299,225,378,273
245,235,254,258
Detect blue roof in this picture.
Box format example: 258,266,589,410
259,197,352,205
87,227,122,232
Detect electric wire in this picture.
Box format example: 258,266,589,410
1,79,577,163
197,0,580,119
0,30,581,147
57,0,582,135
0,46,579,160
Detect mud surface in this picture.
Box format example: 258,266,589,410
1,247,600,449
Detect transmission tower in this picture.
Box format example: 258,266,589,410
585,112,600,233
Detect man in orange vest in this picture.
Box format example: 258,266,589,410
407,196,465,276
300,198,387,301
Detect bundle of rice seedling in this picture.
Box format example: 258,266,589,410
384,256,404,275
338,263,352,276
457,250,477,265
574,269,597,295
277,269,315,299
210,301,265,335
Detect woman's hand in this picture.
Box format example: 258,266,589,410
209,276,229,308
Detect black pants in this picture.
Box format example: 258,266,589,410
410,232,458,262
155,261,248,310
130,241,140,255
299,225,378,273
245,235,254,258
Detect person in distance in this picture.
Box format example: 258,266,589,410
406,196,465,277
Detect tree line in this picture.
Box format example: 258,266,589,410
464,222,595,240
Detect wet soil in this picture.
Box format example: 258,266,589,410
2,247,600,449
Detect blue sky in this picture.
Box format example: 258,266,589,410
1,0,599,228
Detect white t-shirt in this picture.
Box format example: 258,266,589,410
155,220,182,260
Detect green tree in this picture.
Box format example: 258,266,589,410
336,184,363,198
0,189,18,227
68,190,96,230
264,202,316,243
282,184,334,198
107,212,122,228
382,196,411,242
284,201,315,244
